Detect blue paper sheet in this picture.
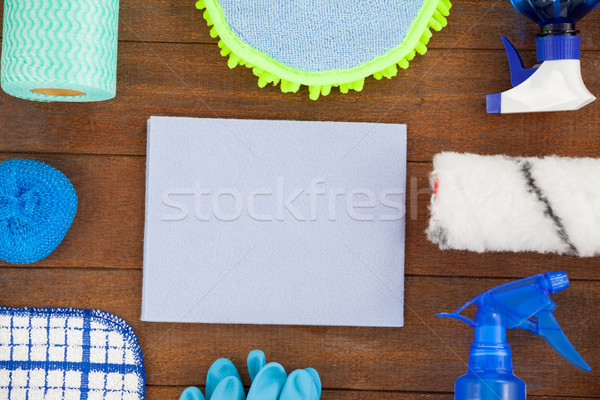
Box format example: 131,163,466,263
142,117,406,327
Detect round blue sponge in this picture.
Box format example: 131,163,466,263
0,159,77,264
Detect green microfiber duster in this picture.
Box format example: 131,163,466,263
196,0,451,99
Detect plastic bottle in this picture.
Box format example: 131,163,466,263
438,271,591,400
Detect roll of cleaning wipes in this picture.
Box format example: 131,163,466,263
1,0,120,102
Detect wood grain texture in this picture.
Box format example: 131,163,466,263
0,269,597,397
0,0,599,398
118,0,600,52
146,387,590,400
1,43,599,159
0,154,145,268
0,154,598,280
2,0,599,52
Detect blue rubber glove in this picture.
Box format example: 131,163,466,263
279,368,321,400
247,350,266,381
245,351,323,399
179,350,321,400
246,362,286,400
246,350,320,400
180,386,205,400
206,359,244,400
179,358,245,400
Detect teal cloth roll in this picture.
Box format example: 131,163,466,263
1,0,119,102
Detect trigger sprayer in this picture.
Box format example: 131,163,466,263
486,0,600,114
438,271,591,400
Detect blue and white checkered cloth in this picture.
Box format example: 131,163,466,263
0,307,145,400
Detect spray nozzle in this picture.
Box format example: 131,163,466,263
437,271,591,372
545,270,569,293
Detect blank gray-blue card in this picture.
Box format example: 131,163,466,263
142,117,407,327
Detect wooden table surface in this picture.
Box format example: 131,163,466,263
0,0,599,398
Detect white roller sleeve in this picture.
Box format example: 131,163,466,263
426,152,600,257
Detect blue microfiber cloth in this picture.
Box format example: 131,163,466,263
180,350,321,400
0,159,77,264
197,0,451,99
218,0,424,72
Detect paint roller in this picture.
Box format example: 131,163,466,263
427,152,600,257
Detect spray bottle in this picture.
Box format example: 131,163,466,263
486,0,600,113
438,271,591,400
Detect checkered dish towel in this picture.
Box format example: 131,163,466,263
0,307,145,400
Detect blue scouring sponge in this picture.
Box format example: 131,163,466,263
0,159,77,264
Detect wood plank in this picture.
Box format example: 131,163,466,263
0,2,597,399
1,153,598,280
146,386,590,400
2,0,599,52
432,0,600,51
117,0,600,51
1,43,600,159
148,388,456,400
0,269,597,397
0,153,145,268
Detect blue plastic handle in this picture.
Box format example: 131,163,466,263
500,37,537,87
438,272,591,372
535,311,591,371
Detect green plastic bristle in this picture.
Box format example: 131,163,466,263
197,0,451,99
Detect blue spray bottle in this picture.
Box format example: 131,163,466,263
438,271,591,400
